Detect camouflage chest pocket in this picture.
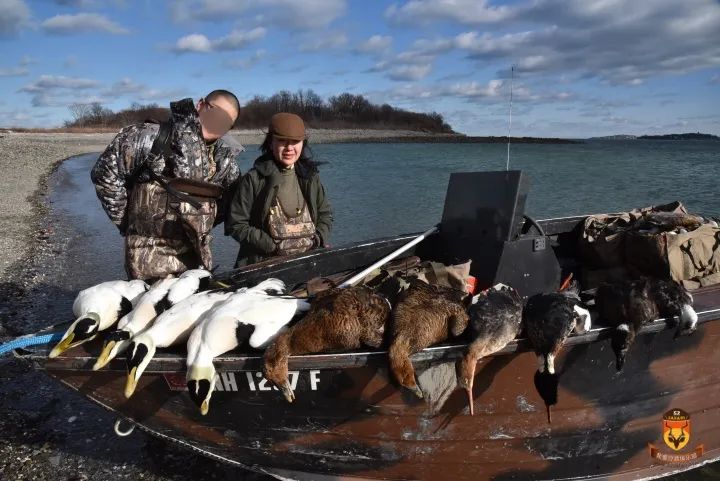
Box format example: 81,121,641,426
128,182,184,238
170,197,217,240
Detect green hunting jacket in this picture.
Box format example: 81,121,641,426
225,154,333,267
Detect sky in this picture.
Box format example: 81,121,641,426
1,0,719,137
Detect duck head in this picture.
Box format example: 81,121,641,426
48,312,101,358
611,323,635,371
93,329,132,370
263,335,295,403
124,335,156,398
187,365,217,415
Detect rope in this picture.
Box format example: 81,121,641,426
0,332,63,356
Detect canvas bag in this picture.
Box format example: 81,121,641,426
579,201,720,288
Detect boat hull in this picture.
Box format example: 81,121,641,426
40,292,720,481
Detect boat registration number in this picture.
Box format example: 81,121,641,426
163,370,322,393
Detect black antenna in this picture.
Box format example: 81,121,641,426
506,65,515,171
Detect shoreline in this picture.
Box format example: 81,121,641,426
0,128,581,144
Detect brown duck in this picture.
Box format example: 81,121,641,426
389,278,471,398
263,276,404,402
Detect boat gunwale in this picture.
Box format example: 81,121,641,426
20,304,720,372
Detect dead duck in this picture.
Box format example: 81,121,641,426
595,277,696,371
124,289,232,398
523,288,591,422
167,268,213,305
93,277,180,370
49,280,148,358
389,278,471,399
263,275,404,403
458,284,523,415
186,279,310,415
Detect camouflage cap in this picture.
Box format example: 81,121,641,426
270,113,305,141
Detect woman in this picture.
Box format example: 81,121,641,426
226,113,333,267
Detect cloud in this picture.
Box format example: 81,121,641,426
299,31,347,52
388,64,432,81
0,56,32,77
369,40,443,81
214,27,267,50
102,77,144,96
170,0,346,30
385,0,514,25
0,0,31,36
224,49,266,70
0,109,52,128
0,66,29,77
367,79,573,108
64,55,78,68
173,27,266,53
19,75,102,107
100,78,187,102
20,75,100,93
712,74,720,85
41,13,130,35
357,35,392,54
174,33,212,53
448,0,720,84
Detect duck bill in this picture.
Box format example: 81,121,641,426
465,360,477,416
279,381,295,403
200,399,210,416
93,340,117,371
409,384,424,399
48,333,76,359
125,367,139,398
466,387,474,416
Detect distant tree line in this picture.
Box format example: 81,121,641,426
64,89,455,133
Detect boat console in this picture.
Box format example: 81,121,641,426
439,170,561,297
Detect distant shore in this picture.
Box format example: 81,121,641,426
0,127,579,144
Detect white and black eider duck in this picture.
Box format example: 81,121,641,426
458,284,523,416
166,268,214,305
93,276,179,371
595,277,697,371
523,286,591,422
186,278,310,415
93,269,214,371
49,279,149,358
124,289,232,398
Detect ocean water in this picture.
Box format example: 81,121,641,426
53,139,719,278
238,139,719,250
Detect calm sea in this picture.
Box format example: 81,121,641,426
53,139,719,278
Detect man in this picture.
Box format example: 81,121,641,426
91,90,243,280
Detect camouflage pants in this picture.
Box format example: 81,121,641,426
125,181,215,280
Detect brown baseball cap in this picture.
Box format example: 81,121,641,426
269,112,305,141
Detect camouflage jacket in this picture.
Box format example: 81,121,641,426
91,98,242,279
